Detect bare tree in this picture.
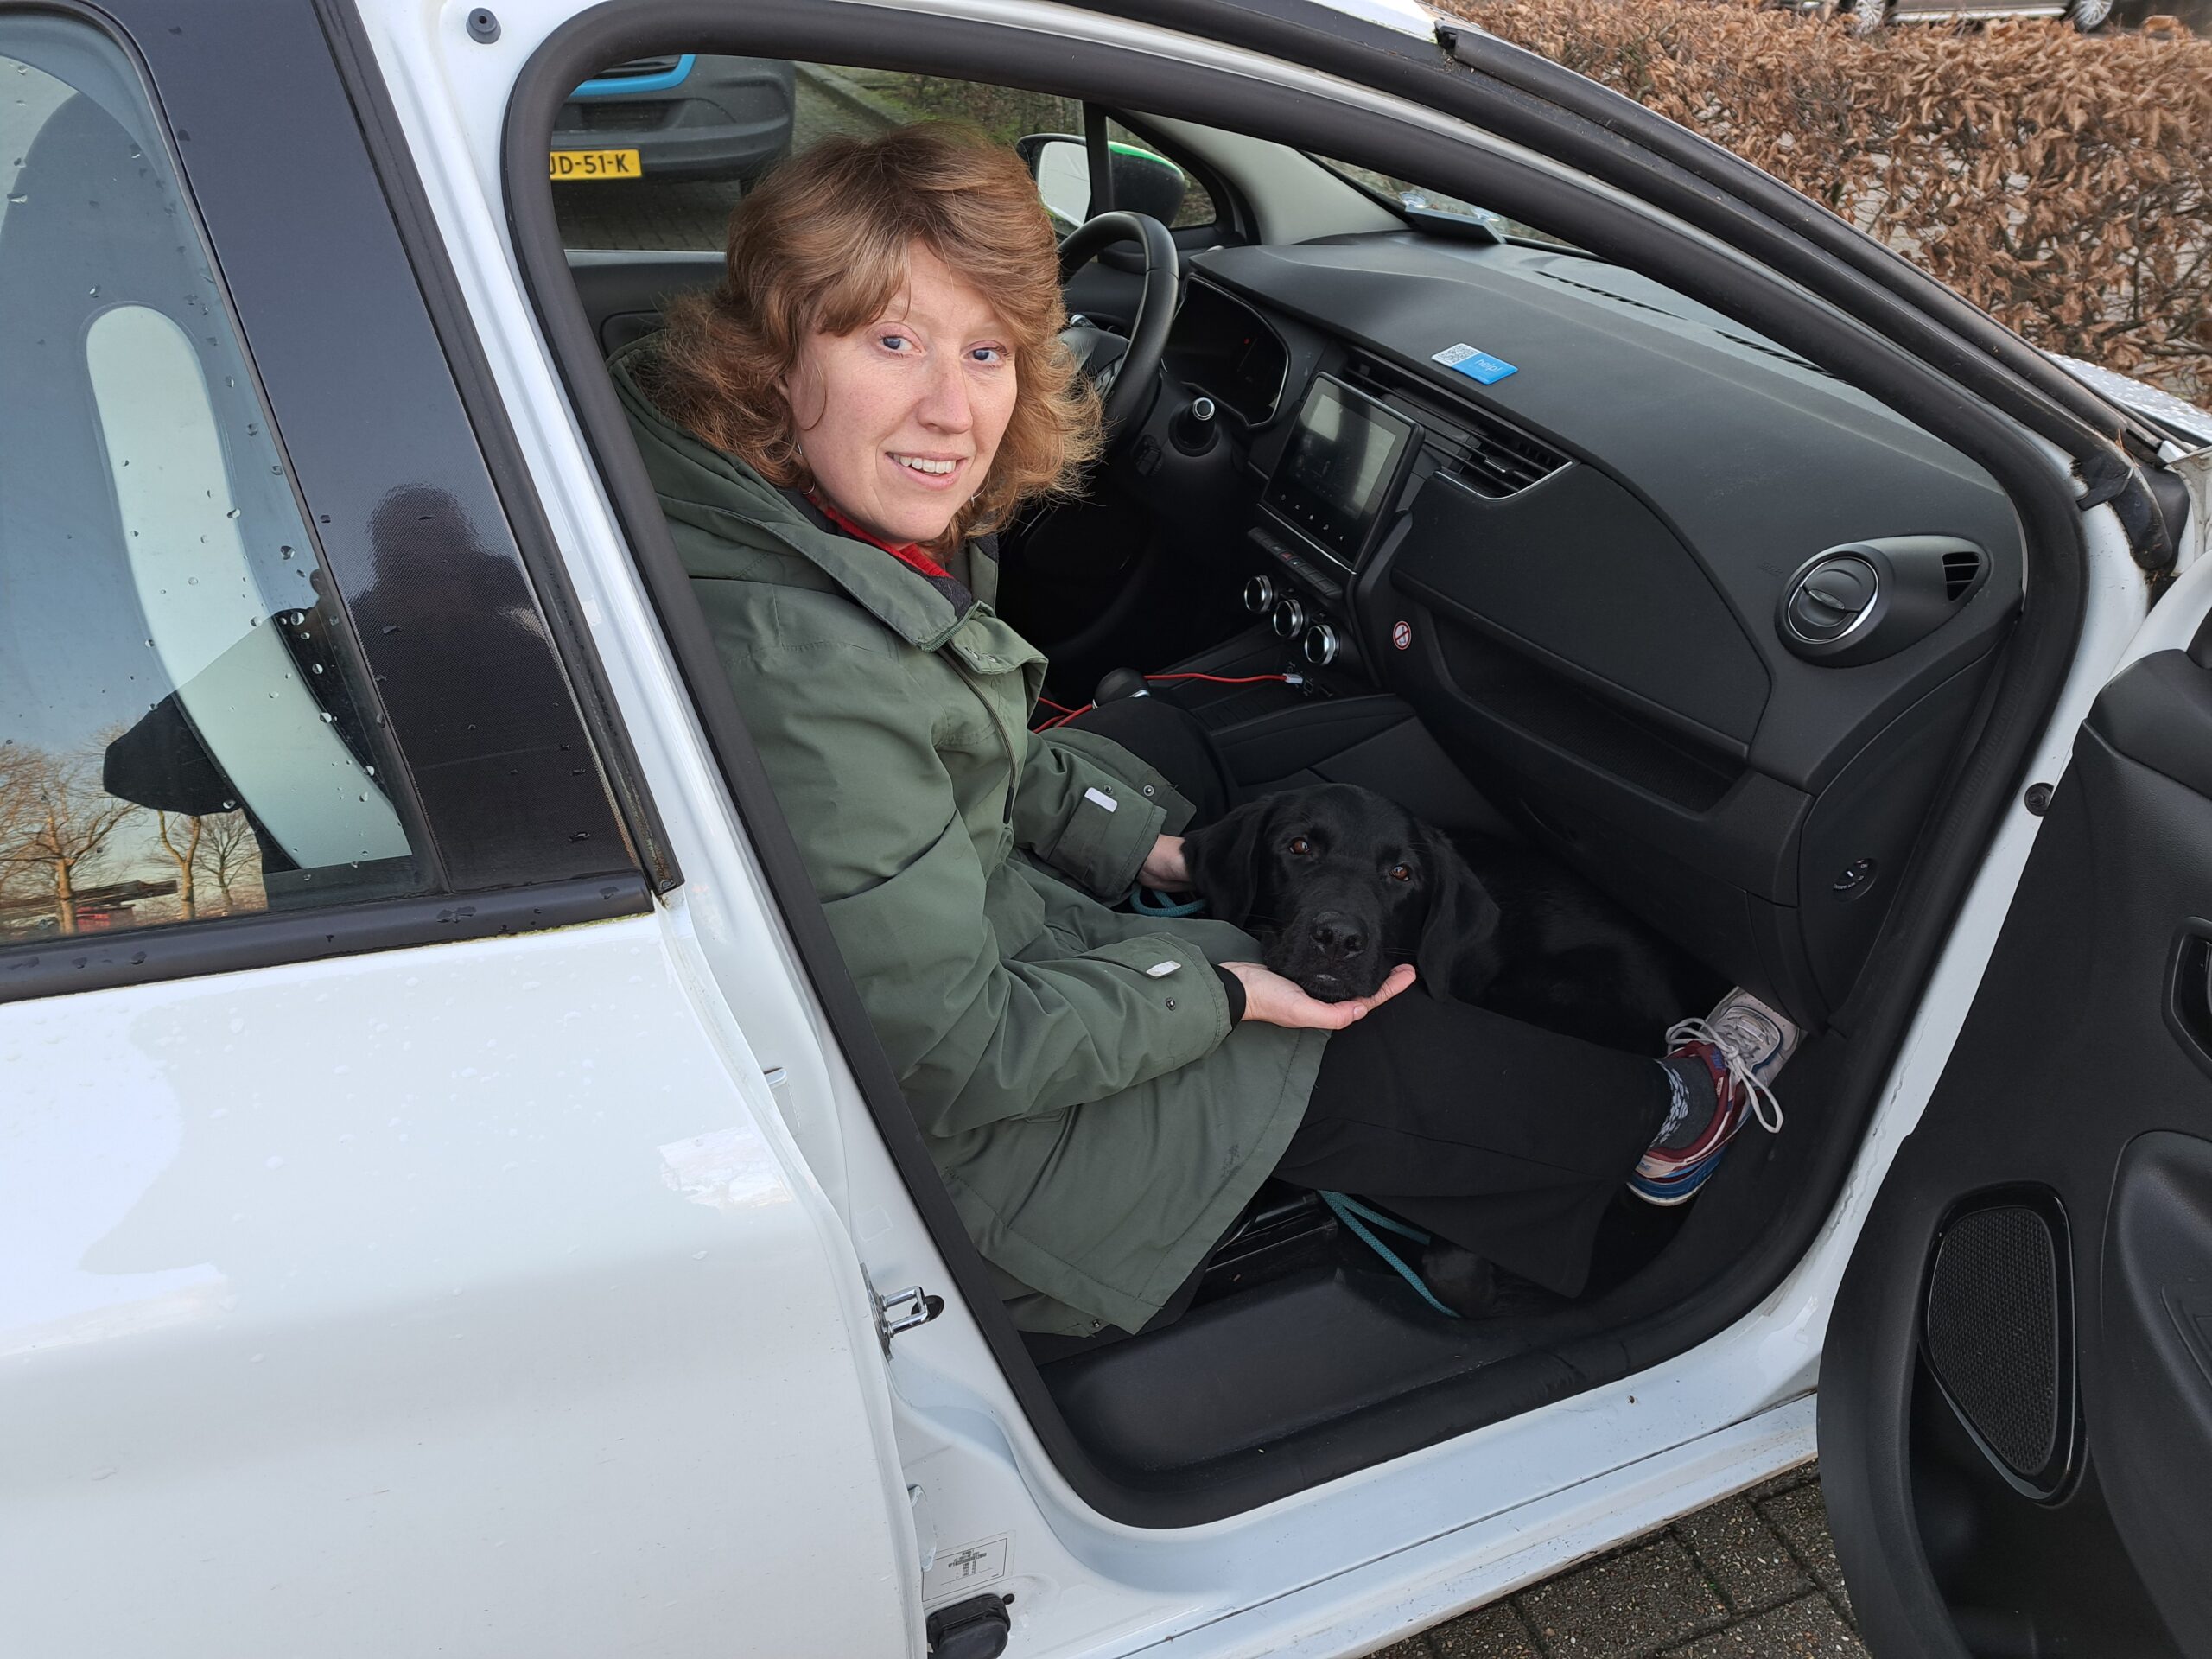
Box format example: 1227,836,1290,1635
194,810,261,914
0,744,141,936
155,810,203,922
0,745,36,909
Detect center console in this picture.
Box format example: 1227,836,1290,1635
1241,371,1421,677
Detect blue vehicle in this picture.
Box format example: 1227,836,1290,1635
551,54,794,184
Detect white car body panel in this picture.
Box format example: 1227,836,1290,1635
6,0,2193,1650
0,912,916,1658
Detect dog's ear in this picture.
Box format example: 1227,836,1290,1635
1415,828,1503,1003
1182,797,1276,929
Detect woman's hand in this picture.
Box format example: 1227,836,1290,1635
1224,961,1416,1030
1139,833,1191,892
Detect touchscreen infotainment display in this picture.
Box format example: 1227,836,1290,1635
1263,376,1416,565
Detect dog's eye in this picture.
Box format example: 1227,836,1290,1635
1288,836,1313,855
1388,863,1414,882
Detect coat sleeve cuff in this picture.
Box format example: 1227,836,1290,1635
1214,964,1247,1023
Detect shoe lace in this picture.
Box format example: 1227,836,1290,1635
1664,1015,1785,1135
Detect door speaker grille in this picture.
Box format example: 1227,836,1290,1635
1924,1205,2062,1480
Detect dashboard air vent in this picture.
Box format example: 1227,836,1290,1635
1343,354,1567,499
1942,546,1984,601
1450,426,1568,499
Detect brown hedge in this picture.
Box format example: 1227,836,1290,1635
1440,0,2212,401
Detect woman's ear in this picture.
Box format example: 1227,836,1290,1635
1181,797,1275,930
1415,830,1503,1003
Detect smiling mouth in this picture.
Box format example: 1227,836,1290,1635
890,453,964,480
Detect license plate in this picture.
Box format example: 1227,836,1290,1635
549,149,642,181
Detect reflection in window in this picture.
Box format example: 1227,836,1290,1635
551,60,1214,251
1311,155,1577,249
0,23,423,945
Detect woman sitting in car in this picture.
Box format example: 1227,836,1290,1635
611,121,1792,1336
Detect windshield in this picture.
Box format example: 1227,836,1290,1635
1313,156,1579,249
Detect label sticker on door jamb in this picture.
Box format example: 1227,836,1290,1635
924,1533,1011,1603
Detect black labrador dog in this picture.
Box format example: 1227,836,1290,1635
1181,782,1712,1052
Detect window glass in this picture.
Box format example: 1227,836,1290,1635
550,59,1212,251
0,18,425,946
1313,155,1578,249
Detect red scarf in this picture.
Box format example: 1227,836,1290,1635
805,490,953,581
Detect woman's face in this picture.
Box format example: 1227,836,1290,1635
784,243,1019,548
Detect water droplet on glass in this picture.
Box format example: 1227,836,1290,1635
225,508,238,520
247,615,261,627
86,285,98,296
364,765,376,776
359,793,369,803
4,194,24,207
270,465,283,476
144,639,154,648
221,799,237,810
187,575,199,585
224,376,235,388
320,712,335,724
311,664,324,675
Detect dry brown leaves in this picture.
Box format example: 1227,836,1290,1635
1440,0,2212,401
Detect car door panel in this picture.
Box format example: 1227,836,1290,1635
1824,641,2212,1656
0,914,916,1658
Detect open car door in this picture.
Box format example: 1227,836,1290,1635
1822,593,2212,1656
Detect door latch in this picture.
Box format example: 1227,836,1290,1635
873,1281,944,1352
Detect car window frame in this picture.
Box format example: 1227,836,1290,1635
0,0,655,1003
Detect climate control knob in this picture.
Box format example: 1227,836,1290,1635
1243,575,1277,615
1302,623,1341,666
1271,595,1307,639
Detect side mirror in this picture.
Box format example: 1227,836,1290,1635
1014,133,1188,231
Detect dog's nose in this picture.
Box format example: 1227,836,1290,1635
1309,912,1365,959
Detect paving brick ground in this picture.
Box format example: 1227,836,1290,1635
1379,1463,1862,1659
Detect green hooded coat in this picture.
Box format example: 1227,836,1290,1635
614,344,1327,1334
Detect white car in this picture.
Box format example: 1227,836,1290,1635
4,1,2209,1656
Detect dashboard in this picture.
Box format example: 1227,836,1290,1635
1157,232,2025,1026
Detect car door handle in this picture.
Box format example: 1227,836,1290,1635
2164,921,2212,1083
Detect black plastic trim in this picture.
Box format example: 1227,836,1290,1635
503,0,2086,1529
313,0,679,894
1920,1186,2081,1503
0,873,652,1004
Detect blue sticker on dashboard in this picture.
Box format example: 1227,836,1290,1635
1433,343,1518,385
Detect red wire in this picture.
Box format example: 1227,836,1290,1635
1142,672,1294,686
1031,672,1293,732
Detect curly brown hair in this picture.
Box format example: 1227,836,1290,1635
640,121,1103,545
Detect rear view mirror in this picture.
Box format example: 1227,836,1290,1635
1015,134,1187,230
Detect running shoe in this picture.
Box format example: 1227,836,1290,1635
1629,988,1798,1206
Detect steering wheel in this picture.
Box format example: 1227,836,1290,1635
1056,210,1179,442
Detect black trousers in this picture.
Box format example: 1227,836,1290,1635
1074,696,1671,1297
